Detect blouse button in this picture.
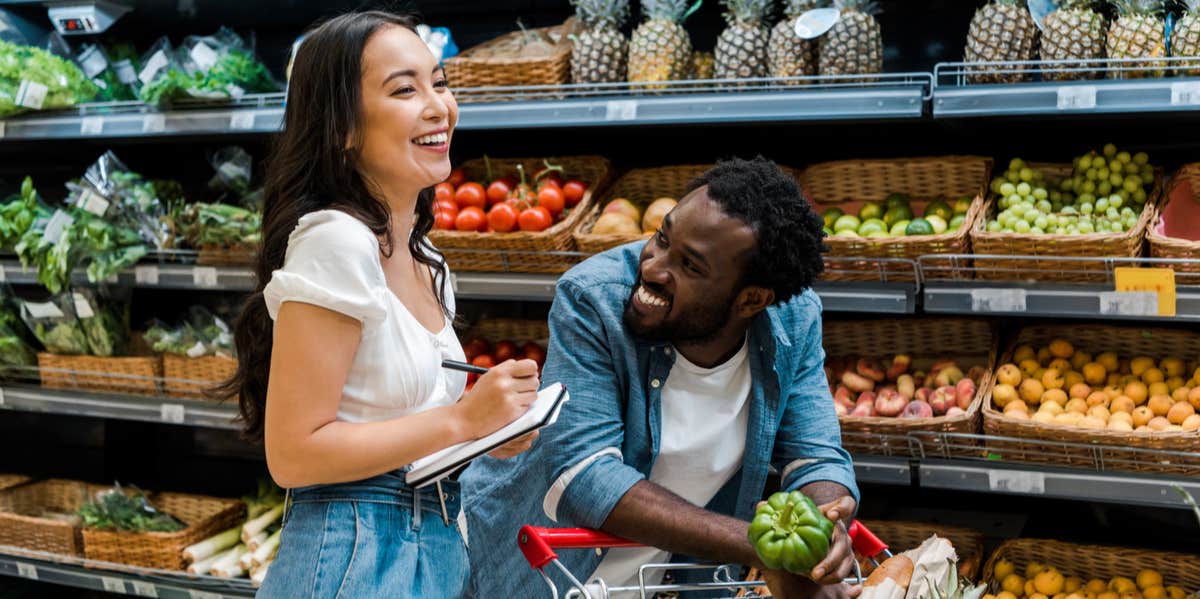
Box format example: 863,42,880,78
651,379,661,389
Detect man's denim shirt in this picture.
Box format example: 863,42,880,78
460,242,858,596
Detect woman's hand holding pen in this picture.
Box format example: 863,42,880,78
454,358,540,442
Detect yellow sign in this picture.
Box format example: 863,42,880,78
1113,267,1176,317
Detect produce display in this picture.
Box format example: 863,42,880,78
828,355,985,418
627,0,699,84
714,0,772,80
18,291,129,357
136,28,278,107
823,193,973,238
593,196,677,235
1040,0,1106,81
989,339,1200,433
433,160,590,233
819,0,884,78
983,561,1189,599
0,177,51,251
859,536,985,599
460,331,547,389
79,483,184,533
569,0,631,84
0,296,37,369
183,481,283,584
748,490,834,575
964,0,1039,83
1106,0,1167,78
145,308,235,358
768,0,822,79
984,145,1157,236
0,38,98,117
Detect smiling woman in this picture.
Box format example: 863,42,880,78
214,10,542,599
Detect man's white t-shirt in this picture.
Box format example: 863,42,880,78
590,339,752,589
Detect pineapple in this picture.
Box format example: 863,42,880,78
1040,0,1106,80
1174,0,1200,75
964,0,1039,83
628,0,700,85
715,0,774,80
768,0,825,81
569,0,631,84
818,0,883,79
1106,0,1167,78
690,51,716,78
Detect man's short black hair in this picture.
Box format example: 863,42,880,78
687,156,826,303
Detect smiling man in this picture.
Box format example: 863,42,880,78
460,157,859,599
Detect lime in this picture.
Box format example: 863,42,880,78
884,193,910,209
834,229,860,238
905,218,935,236
822,208,844,229
857,218,887,236
823,226,834,237
890,220,911,236
924,199,953,222
883,205,914,227
833,214,861,233
926,215,948,234
949,214,967,231
858,202,884,222
953,197,972,215
866,231,889,238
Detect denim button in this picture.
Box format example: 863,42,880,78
651,379,661,388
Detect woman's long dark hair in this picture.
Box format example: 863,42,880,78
216,11,450,442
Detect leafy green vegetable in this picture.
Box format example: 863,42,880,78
176,202,261,248
145,308,233,358
0,39,98,117
0,177,51,250
78,485,185,533
138,49,277,107
34,320,88,355
74,290,128,358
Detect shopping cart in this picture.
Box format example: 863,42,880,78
517,520,892,599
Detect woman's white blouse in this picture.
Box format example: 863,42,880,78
263,209,467,423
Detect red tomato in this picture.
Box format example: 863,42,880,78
455,182,487,210
494,340,519,362
522,342,547,367
434,210,456,230
447,168,466,187
434,182,455,204
518,206,553,232
539,173,564,189
537,185,566,217
455,206,487,231
463,338,491,360
487,202,519,233
487,179,513,205
563,180,587,207
472,354,496,369
508,183,536,207
434,199,459,215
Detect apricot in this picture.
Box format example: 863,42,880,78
1148,382,1170,398
1065,398,1089,414
1042,369,1066,390
1132,406,1154,427
1167,401,1195,425
993,384,1018,408
1087,391,1111,408
1146,367,1167,384
1108,373,1124,387
997,364,1023,387
1172,386,1191,404
1048,358,1073,374
1111,578,1137,594
1110,411,1133,424
1124,381,1149,405
1166,376,1186,392
1096,352,1120,373
1143,588,1166,599
1065,578,1083,594
1042,389,1069,406
1078,416,1106,429
1040,402,1065,416
1071,351,1093,371
1020,359,1041,377
1020,378,1046,403
1049,339,1074,359
1107,419,1133,432
1037,347,1053,364
1007,410,1031,420
1131,357,1156,377
1147,394,1173,417
1182,414,1200,431
1069,383,1092,400
1033,411,1056,424
1110,395,1135,414
1055,412,1083,426
1148,416,1171,431
1098,592,1121,599
1104,385,1125,400
1004,399,1029,413
1087,405,1111,421
1188,386,1200,410
1013,345,1036,363
1065,371,1085,389
1160,357,1186,378
1165,588,1187,599
1083,362,1108,385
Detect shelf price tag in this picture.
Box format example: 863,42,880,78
969,288,1027,313
1170,81,1200,106
142,114,166,133
987,469,1045,494
0,264,6,282
130,580,159,597
101,576,127,592
189,591,223,599
0,120,6,139
161,403,186,424
80,116,104,135
135,265,160,285
0,386,6,407
1056,85,1097,110
193,267,219,288
15,562,37,580
1112,267,1175,316
230,111,256,130
605,100,638,121
1098,291,1158,317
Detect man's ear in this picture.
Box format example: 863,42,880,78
735,286,774,319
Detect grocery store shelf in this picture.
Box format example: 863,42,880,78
0,258,256,292
0,548,254,598
933,58,1200,118
0,384,240,430
852,455,915,486
0,95,285,141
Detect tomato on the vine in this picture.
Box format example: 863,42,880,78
434,182,455,204
434,199,458,215
487,178,514,206
537,185,566,217
455,206,487,231
487,202,519,232
447,168,466,187
434,210,456,230
563,180,587,207
518,206,553,232
455,182,487,210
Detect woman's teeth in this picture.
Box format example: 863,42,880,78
637,285,668,308
414,132,448,146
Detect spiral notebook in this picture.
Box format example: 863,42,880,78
406,383,569,489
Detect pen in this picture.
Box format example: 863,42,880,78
441,359,490,375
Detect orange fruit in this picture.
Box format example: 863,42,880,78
1132,406,1154,427
1124,381,1149,405
1136,570,1164,590
1110,395,1135,414
1167,401,1195,425
1037,571,1067,596
1083,363,1107,386
1049,339,1074,359
1142,367,1165,385
1096,352,1120,373
1147,395,1174,417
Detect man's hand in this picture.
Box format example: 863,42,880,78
761,569,862,599
487,431,538,459
809,496,858,585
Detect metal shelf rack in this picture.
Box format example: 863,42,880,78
0,548,255,598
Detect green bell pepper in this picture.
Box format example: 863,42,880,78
747,491,835,575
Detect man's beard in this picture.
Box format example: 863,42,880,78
622,284,736,345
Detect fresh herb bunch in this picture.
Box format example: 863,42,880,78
0,177,51,250
74,290,128,357
79,484,185,533
34,320,89,355
176,203,261,247
139,49,277,107
0,39,98,117
144,308,234,358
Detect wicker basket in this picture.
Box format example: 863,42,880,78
443,21,573,94
428,155,612,274
82,491,244,570
37,353,163,396
823,318,996,458
162,354,237,400
197,244,256,267
857,520,986,581
982,323,1200,476
799,157,993,282
460,318,549,346
0,474,30,492
970,163,1162,283
981,538,1200,594
1147,163,1200,274
0,479,96,556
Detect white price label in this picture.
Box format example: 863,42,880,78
73,293,96,319
135,265,160,285
987,469,1045,494
130,580,159,597
0,121,6,139
138,50,168,86
230,111,256,130
80,116,104,135
1098,291,1158,316
24,301,65,319
189,591,222,599
16,80,48,110
605,100,638,121
78,46,110,79
79,188,111,216
114,59,137,85
189,42,219,70
1171,81,1200,106
193,266,219,288
186,341,208,358
970,288,1027,313
143,114,166,133
161,403,186,424
101,576,127,592
43,209,75,245
0,264,5,282
0,386,6,407
226,83,245,100
1056,85,1097,110
15,562,37,580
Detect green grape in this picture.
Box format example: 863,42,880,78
1062,206,1079,215
1080,202,1094,215
1036,200,1052,213
1016,182,1032,196
1109,195,1124,209
1033,188,1048,201
1019,168,1034,182
1103,144,1117,157
1124,163,1139,176
1109,173,1124,187
1078,221,1094,234
1116,151,1132,164
1015,220,1031,233
1060,179,1074,192
1009,158,1026,171
1034,215,1048,229
1077,192,1096,204
1082,180,1096,194
1079,155,1093,170
1134,152,1149,166
1030,226,1045,234
1093,157,1107,170
1098,181,1113,196
1007,170,1020,183
1134,188,1147,204
1122,178,1140,193
1097,167,1111,180
1106,207,1120,219
987,220,1002,232
1000,182,1017,196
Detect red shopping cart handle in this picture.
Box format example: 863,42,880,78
519,526,643,570
848,521,889,561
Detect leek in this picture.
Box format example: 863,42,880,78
187,545,237,575
251,529,281,567
183,526,240,563
245,530,269,552
210,544,249,578
251,559,271,586
241,503,282,543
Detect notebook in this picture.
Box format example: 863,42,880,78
406,382,569,489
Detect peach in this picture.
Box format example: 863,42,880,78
1083,363,1107,386
1042,389,1068,406
1019,359,1041,377
1037,347,1053,363
1048,358,1073,374
835,402,849,416
1110,395,1135,414
935,366,965,388
1182,414,1200,431
1131,357,1156,377
850,402,875,417
1049,339,1074,359
1065,398,1088,414
997,364,1023,386
1013,345,1036,363
1148,416,1171,431
1147,394,1173,417
842,371,875,393
946,406,967,417
834,385,853,404
956,378,977,409
1148,382,1170,398
887,354,911,380
896,374,916,399
1069,383,1093,400
1020,379,1046,403
1086,391,1111,408
916,387,932,403
1189,386,1200,410
993,384,1018,408
1087,405,1111,421
1042,369,1065,390
1040,401,1064,416
1167,401,1195,425
1071,351,1093,371
929,386,955,415
1124,381,1149,405
1096,352,1120,373
856,358,886,383
1064,371,1085,389
901,400,933,419
1132,406,1154,427
1161,357,1186,378
874,389,908,417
